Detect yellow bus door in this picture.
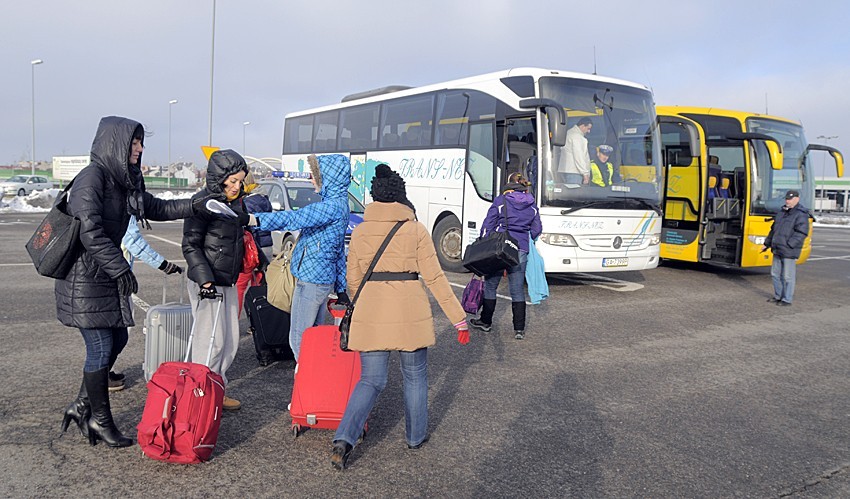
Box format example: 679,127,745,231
659,116,704,263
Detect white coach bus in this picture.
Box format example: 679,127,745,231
281,68,663,273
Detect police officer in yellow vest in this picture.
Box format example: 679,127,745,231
590,144,619,187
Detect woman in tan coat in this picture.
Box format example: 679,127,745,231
331,164,469,470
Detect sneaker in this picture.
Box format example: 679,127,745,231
107,372,125,392
222,395,242,411
331,441,353,470
777,301,792,307
514,330,525,340
469,318,492,332
766,297,780,303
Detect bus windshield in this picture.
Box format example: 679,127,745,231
746,118,812,215
538,77,662,212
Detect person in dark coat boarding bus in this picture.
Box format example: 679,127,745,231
56,116,219,448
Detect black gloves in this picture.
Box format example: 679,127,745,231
116,271,138,297
335,291,351,307
198,284,218,300
158,260,183,275
237,210,257,227
191,192,226,215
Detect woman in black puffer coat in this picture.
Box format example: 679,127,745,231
56,116,212,449
182,149,250,411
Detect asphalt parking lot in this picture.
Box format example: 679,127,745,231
1,213,849,497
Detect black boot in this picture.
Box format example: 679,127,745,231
84,367,133,448
512,301,526,339
60,378,89,439
470,299,497,332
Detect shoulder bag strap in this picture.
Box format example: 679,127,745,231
500,198,510,232
350,220,406,308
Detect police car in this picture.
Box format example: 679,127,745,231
254,171,365,256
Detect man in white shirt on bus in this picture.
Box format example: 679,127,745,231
557,117,593,185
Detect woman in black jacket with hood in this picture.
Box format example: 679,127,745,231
182,149,250,411
57,116,213,448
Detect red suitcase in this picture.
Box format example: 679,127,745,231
137,297,226,463
289,302,361,437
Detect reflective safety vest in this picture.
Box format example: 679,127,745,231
590,161,614,187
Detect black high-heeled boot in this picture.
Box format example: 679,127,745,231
84,367,133,448
60,378,90,438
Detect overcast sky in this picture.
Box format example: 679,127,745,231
2,0,848,178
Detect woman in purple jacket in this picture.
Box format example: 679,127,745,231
469,173,542,339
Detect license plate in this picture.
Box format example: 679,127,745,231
602,257,629,268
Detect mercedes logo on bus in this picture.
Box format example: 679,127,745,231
612,236,623,249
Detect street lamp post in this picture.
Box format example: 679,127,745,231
816,135,838,212
208,0,217,146
168,99,178,189
242,121,250,155
31,59,43,176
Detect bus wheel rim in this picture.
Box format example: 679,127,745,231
441,228,462,261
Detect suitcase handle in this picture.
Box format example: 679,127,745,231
326,299,347,319
184,292,224,365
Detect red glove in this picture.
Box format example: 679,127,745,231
455,320,469,345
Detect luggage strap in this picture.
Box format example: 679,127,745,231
368,272,418,281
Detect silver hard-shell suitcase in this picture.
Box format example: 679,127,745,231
142,275,193,381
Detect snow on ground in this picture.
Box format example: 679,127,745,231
0,189,196,213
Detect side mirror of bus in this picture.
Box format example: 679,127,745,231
519,98,567,147
765,140,783,170
806,143,845,177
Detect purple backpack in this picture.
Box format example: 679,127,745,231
461,277,484,314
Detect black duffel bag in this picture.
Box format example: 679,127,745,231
25,181,81,279
462,201,520,276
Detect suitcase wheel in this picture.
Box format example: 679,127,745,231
291,423,301,439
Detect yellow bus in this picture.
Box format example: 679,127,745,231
657,106,844,267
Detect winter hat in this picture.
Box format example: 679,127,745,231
307,154,322,190
371,164,415,212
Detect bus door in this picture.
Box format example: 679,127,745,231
659,116,705,263
503,117,537,189
462,121,498,254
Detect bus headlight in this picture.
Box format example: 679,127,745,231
748,235,766,245
540,233,578,247
649,233,661,245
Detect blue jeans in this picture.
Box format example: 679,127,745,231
484,251,528,301
289,280,333,361
771,256,797,304
78,327,128,372
334,348,429,448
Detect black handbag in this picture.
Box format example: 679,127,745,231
462,200,520,277
339,220,406,351
25,181,81,279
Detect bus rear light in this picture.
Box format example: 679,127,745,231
540,233,578,247
748,235,766,245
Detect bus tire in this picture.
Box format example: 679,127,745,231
432,216,466,274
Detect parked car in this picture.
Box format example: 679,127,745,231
1,175,52,197
254,171,365,256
